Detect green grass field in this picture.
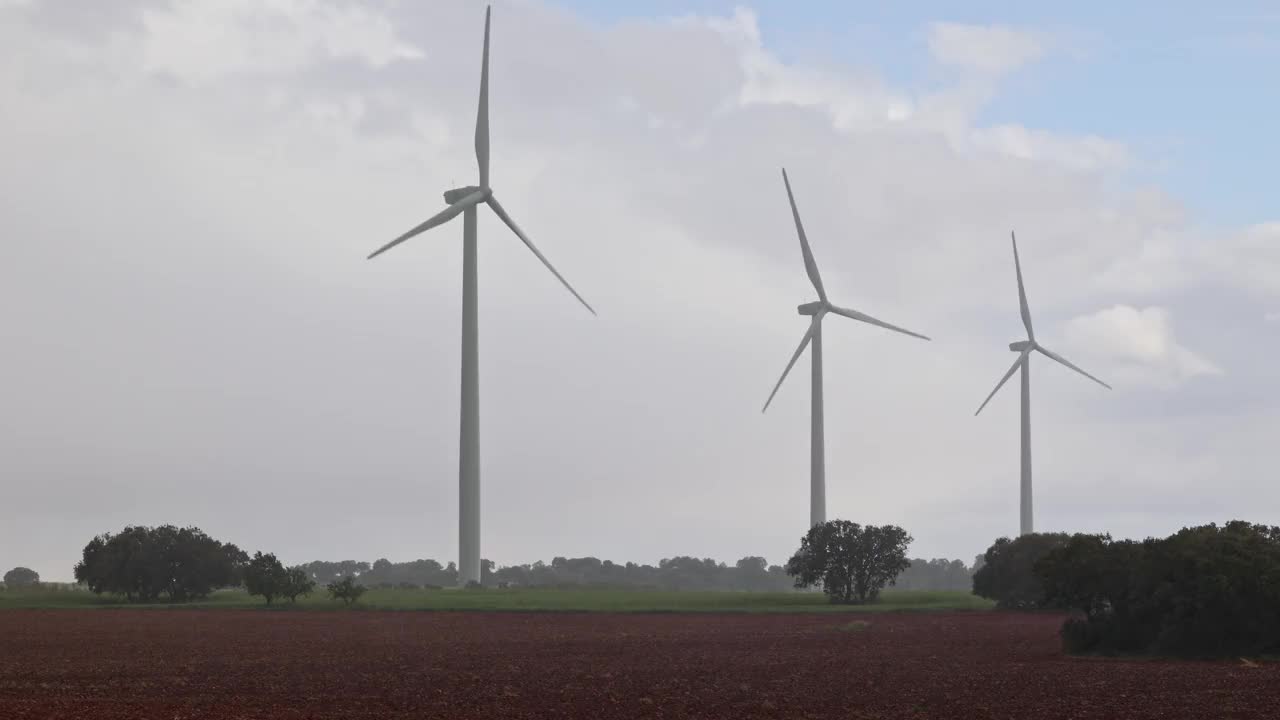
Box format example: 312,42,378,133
0,586,993,613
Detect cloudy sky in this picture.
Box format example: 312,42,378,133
3,0,1278,581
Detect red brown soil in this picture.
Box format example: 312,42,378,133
1,610,1275,719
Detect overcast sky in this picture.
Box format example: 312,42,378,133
3,0,1278,581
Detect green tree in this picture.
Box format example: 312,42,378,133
73,525,245,603
1033,533,1120,620
243,552,289,605
734,556,770,591
282,567,316,603
785,521,913,604
3,567,40,588
1039,522,1280,657
972,533,1070,609
327,576,366,606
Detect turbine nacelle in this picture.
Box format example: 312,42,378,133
797,301,825,316
1009,340,1033,352
444,186,487,203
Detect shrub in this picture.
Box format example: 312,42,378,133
1037,521,1280,657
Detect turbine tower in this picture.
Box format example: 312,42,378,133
365,6,595,586
975,232,1110,536
762,169,930,528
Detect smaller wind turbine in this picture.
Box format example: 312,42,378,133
762,168,930,529
975,231,1111,536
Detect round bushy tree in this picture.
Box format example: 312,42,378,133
3,567,40,588
786,521,913,604
243,552,289,605
73,525,247,603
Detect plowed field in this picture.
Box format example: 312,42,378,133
1,610,1274,718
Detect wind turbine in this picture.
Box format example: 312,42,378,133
366,6,595,586
974,232,1110,536
762,169,931,528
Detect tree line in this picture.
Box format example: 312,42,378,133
56,522,973,601
298,551,972,592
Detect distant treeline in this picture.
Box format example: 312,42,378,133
60,524,976,601
892,558,974,591
297,555,975,592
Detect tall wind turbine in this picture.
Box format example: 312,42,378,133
365,6,595,586
762,169,930,528
975,232,1110,536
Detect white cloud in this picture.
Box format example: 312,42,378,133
1063,305,1221,387
969,124,1130,172
139,0,423,82
1213,222,1280,296
689,7,915,130
689,11,1126,174
928,22,1046,75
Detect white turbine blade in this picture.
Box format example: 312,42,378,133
781,168,826,302
827,304,931,341
762,318,817,413
366,190,487,260
975,349,1031,416
1012,231,1035,341
476,5,491,189
486,195,596,315
1035,344,1112,390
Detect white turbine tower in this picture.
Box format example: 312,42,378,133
366,6,595,586
762,169,931,528
975,232,1110,536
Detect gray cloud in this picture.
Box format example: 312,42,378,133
1,0,1274,580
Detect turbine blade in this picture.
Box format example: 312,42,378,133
476,5,491,189
781,168,826,302
1035,344,1112,390
827,304,931,341
763,318,817,413
486,195,596,315
975,349,1031,416
1012,231,1035,341
366,190,487,260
